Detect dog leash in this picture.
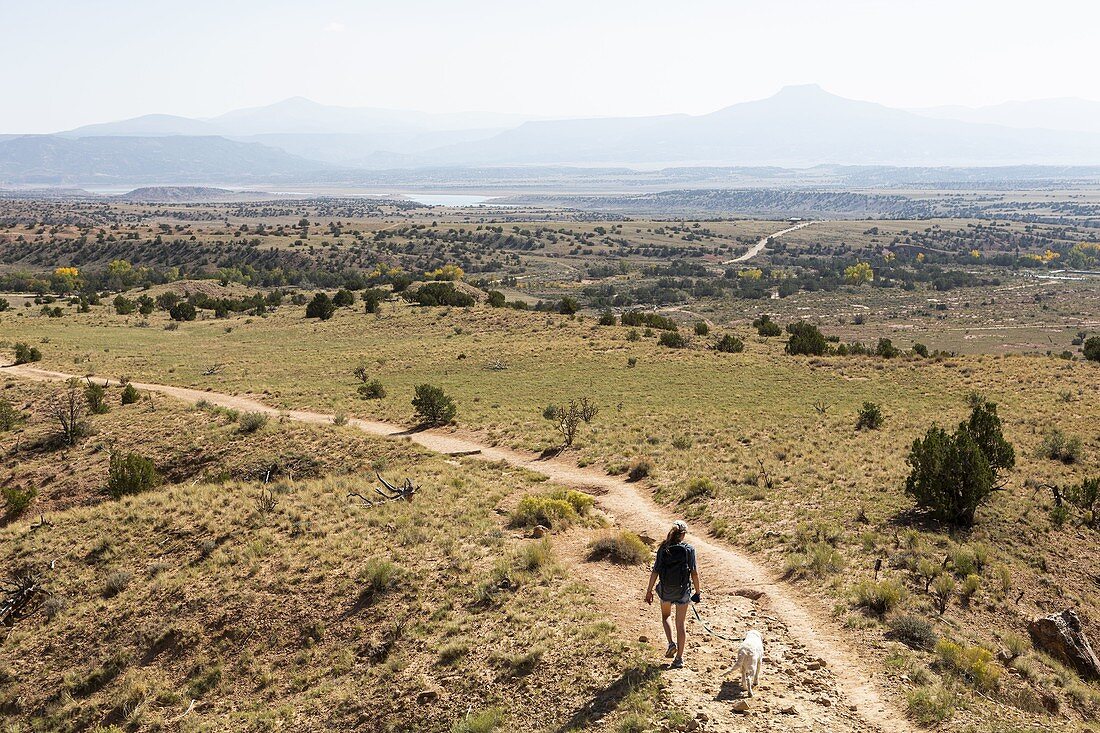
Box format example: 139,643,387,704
691,603,743,643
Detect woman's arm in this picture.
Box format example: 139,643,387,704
691,569,702,597
645,570,658,604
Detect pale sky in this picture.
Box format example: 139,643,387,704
3,0,1099,133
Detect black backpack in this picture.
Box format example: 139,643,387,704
658,543,691,597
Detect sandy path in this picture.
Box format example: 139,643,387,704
5,363,914,732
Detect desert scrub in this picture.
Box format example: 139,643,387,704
627,458,653,482
357,379,386,399
888,614,937,650
906,684,956,725
714,334,744,353
681,477,715,502
785,542,844,578
2,485,36,519
452,707,504,733
587,531,650,565
510,489,593,529
358,558,399,606
935,638,1000,690
106,453,159,499
1036,428,1082,464
853,578,905,616
238,411,269,434
855,401,883,430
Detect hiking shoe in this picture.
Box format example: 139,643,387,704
665,643,677,658
670,657,684,669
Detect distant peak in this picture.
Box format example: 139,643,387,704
773,84,831,98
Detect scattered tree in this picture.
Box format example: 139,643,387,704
51,379,88,446
544,398,599,448
412,384,456,426
169,302,197,322
84,380,109,414
13,342,42,364
305,293,336,320
904,400,1014,526
714,334,744,353
785,322,827,356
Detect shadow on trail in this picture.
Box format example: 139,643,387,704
555,663,662,732
717,679,746,701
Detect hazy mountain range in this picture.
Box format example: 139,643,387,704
4,86,1100,184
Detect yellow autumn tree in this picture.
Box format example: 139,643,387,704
844,261,874,285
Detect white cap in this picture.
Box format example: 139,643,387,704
672,520,688,532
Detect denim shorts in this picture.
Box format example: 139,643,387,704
657,584,692,605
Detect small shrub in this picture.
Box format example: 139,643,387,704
113,295,135,315
13,342,42,364
558,297,579,315
960,573,981,602
1036,428,1082,464
107,453,158,499
587,531,650,565
658,330,687,348
2,485,36,518
511,496,577,529
357,380,386,399
627,458,653,482
931,573,956,614
671,435,693,450
876,338,901,358
693,321,709,336
785,543,844,578
332,412,348,426
552,488,594,516
1065,476,1100,527
625,329,640,342
912,342,929,358
855,401,883,430
238,412,269,434
103,570,133,598
0,397,24,430
854,578,905,616
412,384,456,426
332,289,355,308
84,381,109,414
452,707,504,733
598,311,616,326
714,334,744,353
682,477,715,502
889,614,937,650
358,558,399,605
906,685,956,725
935,638,999,690
120,383,139,405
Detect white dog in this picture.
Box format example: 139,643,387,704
735,630,764,697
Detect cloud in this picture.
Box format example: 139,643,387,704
324,21,346,33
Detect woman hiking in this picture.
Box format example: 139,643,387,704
645,520,702,669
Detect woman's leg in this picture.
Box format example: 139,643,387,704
660,601,674,646
674,602,689,659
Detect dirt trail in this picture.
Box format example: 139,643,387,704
6,364,913,732
723,221,813,264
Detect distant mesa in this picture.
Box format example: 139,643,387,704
115,186,277,203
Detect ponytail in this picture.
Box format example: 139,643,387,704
660,523,687,550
